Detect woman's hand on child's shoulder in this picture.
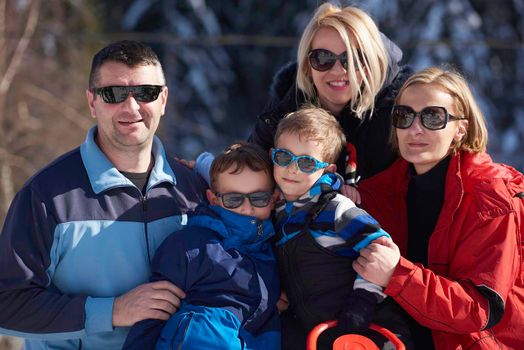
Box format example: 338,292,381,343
353,237,400,288
341,184,361,205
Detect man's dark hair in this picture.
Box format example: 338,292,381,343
89,40,164,88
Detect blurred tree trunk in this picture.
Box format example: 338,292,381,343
0,1,40,347
0,0,95,227
0,0,40,220
0,0,98,346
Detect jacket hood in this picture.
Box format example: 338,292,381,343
189,205,275,259
459,152,524,195
277,172,343,206
361,151,524,200
380,33,403,89
309,172,344,197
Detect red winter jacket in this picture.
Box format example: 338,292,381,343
359,151,524,350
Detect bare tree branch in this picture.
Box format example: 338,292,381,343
0,0,41,113
0,0,6,129
23,83,92,131
0,0,6,69
0,164,14,211
0,0,41,223
0,147,36,173
0,146,35,211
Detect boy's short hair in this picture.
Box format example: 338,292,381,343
274,106,346,163
210,141,274,191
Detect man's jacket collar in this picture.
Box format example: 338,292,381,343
80,126,176,194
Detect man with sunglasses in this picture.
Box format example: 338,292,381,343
123,142,280,350
0,41,207,349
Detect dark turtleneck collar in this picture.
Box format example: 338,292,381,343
407,155,451,267
408,155,451,191
405,155,451,350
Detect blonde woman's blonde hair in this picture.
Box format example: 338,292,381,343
392,66,488,154
274,105,346,164
296,3,388,118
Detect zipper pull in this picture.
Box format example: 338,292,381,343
257,222,263,238
141,196,148,212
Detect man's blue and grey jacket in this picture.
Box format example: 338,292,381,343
123,204,281,350
0,127,207,350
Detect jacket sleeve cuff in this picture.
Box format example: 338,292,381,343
384,256,418,296
85,296,115,334
195,152,214,186
354,275,386,299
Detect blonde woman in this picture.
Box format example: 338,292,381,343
357,67,524,349
249,2,411,189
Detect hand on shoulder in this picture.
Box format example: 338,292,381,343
352,237,400,288
340,184,361,205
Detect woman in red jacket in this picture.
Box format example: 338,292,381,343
356,66,524,349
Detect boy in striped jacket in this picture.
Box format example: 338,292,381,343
272,107,412,350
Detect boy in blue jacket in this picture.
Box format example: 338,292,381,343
123,142,280,350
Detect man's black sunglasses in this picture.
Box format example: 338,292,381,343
392,105,466,130
215,191,272,209
91,85,164,104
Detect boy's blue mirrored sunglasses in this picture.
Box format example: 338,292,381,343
91,85,164,104
271,148,328,174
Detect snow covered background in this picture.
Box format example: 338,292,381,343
114,0,523,169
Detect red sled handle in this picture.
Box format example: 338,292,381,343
306,320,406,350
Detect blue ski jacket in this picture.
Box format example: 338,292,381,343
123,204,281,350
